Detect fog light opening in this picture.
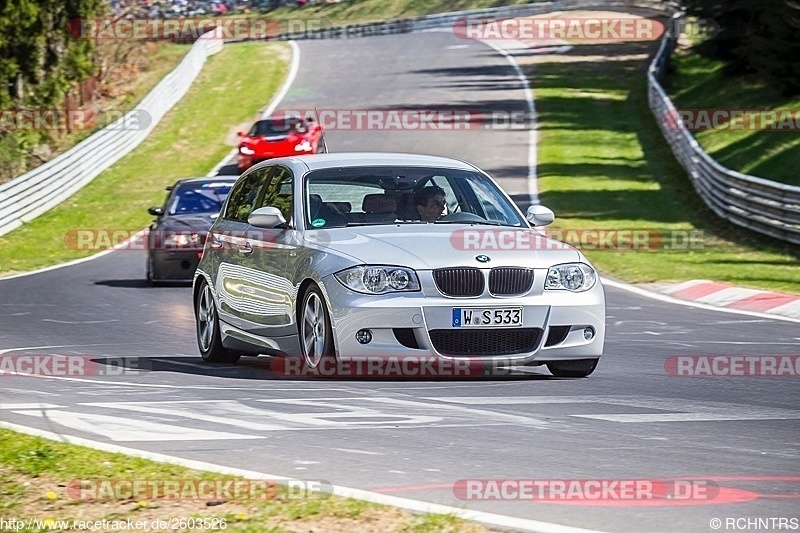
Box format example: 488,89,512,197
355,329,372,344
583,327,595,341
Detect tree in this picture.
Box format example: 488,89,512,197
680,0,800,95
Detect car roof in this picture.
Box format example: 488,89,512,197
264,153,481,173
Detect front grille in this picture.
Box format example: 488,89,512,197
433,268,484,297
429,328,543,356
489,267,534,295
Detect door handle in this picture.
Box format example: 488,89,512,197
238,243,253,255
210,236,223,249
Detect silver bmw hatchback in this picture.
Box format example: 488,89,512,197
193,153,605,377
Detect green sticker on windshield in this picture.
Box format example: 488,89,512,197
312,219,326,228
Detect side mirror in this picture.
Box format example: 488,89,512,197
526,205,555,226
148,206,164,216
248,206,286,228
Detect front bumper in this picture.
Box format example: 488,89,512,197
150,249,203,281
320,268,605,364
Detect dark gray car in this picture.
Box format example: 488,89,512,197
147,176,237,282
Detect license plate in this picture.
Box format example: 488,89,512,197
452,307,523,328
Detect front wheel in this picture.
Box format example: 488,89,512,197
299,285,335,369
546,359,599,378
195,281,240,364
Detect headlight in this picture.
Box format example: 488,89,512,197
165,233,200,247
544,263,597,292
335,266,420,294
239,146,255,155
294,140,313,152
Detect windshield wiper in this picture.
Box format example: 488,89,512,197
434,220,508,226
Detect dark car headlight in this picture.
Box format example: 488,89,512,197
544,263,597,292
164,232,201,248
335,265,420,294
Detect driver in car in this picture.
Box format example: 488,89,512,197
414,186,448,222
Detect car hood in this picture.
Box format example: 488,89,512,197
304,224,581,270
157,213,219,231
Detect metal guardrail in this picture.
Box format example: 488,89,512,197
0,30,224,237
648,14,800,245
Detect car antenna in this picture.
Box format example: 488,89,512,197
315,107,329,153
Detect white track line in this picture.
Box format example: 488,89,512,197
0,229,148,281
479,39,539,205
0,421,607,533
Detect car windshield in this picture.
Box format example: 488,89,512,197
249,117,306,137
304,166,526,229
168,182,233,215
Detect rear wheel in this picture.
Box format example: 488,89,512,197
195,281,240,364
546,359,599,378
299,285,334,369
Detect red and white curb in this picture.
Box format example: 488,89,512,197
663,280,800,320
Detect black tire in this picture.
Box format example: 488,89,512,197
299,284,335,369
195,281,240,364
546,359,599,378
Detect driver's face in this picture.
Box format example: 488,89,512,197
417,194,447,222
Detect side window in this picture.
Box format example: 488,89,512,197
255,166,293,224
224,170,265,223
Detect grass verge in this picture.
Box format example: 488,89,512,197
0,428,488,532
527,38,800,294
0,41,290,276
666,48,800,187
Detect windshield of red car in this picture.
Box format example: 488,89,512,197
249,118,306,136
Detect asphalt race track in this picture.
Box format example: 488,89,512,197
1,30,799,533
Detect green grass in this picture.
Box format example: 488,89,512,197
666,50,800,187
0,429,488,532
532,41,800,294
0,41,290,276
260,0,537,26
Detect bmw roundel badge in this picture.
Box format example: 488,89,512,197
475,255,491,263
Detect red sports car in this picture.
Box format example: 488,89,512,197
237,116,325,172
